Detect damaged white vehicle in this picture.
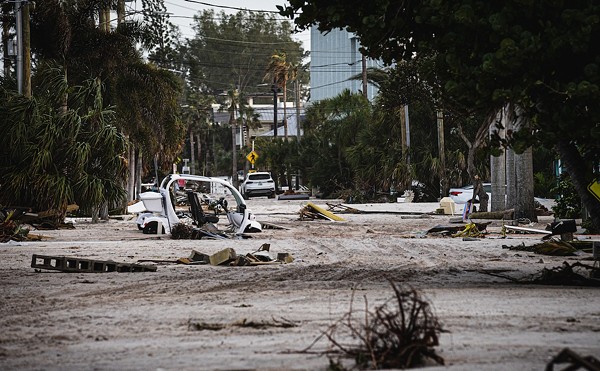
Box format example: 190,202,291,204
134,174,262,235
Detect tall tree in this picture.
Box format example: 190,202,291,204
185,10,305,96
281,1,600,230
265,51,292,140
0,63,126,222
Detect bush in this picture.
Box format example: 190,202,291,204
312,281,445,370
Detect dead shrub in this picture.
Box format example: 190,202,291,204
309,281,444,369
170,223,193,239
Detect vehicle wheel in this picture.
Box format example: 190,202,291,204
267,192,275,199
243,193,249,200
143,221,165,234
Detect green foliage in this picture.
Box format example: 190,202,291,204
281,0,600,230
29,0,186,172
551,174,581,219
0,65,127,221
185,10,305,95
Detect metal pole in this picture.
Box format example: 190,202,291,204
272,82,278,138
15,0,23,95
362,55,367,99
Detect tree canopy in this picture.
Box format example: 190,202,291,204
281,0,600,230
183,9,305,95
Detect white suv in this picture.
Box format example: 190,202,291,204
240,172,275,199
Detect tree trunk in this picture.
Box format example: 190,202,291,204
506,148,516,210
117,0,125,25
196,133,202,175
127,144,135,201
556,140,600,232
508,105,536,221
490,108,506,211
135,149,142,197
514,146,537,221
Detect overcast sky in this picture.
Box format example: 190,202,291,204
159,0,310,49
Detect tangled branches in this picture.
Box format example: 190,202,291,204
308,281,445,369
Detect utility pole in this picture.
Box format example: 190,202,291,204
22,0,30,97
15,0,22,95
437,110,446,199
295,77,301,138
361,54,367,99
272,82,278,138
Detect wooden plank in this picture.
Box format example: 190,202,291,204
504,225,551,234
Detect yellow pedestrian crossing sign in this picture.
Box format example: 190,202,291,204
246,150,259,164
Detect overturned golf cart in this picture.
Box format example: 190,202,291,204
135,174,261,235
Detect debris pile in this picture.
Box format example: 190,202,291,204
139,244,294,267
299,202,345,221
426,222,490,237
502,240,578,256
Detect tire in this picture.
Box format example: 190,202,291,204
243,192,249,200
267,192,275,199
143,221,165,234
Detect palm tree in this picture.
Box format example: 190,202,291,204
265,52,291,140
0,63,127,223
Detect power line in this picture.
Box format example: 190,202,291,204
183,0,281,14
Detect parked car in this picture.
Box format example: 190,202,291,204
240,172,275,199
449,183,492,204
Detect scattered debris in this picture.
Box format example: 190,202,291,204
502,240,578,256
210,247,237,265
546,347,600,371
503,220,577,241
504,225,552,235
278,192,310,200
452,223,484,238
326,203,362,214
426,222,490,236
261,222,289,230
188,317,297,331
532,262,600,286
1,209,49,242
299,202,345,221
137,244,294,267
31,254,157,273
400,214,432,220
478,261,600,287
169,222,229,240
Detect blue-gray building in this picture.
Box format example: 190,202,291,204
310,28,381,103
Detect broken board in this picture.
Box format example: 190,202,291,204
305,202,345,221
504,225,551,235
